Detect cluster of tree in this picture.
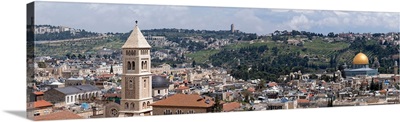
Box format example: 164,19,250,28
269,30,325,41
369,80,383,91
35,29,99,41
327,95,334,107
210,45,316,81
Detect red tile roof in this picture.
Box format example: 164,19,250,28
223,102,241,112
247,87,255,92
33,91,44,95
297,99,310,103
34,100,53,108
33,110,83,121
176,86,189,90
150,94,214,108
98,74,114,78
103,93,121,98
268,82,278,87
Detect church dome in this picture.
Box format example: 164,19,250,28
152,75,169,89
353,52,369,65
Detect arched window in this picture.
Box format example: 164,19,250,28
141,61,144,69
127,61,131,70
126,50,129,55
188,110,195,114
164,110,172,115
147,101,150,108
142,102,146,109
66,96,69,103
176,110,183,114
130,103,134,110
125,102,129,109
132,61,135,70
144,61,148,69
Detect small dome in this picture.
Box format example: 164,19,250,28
152,75,169,89
353,52,369,65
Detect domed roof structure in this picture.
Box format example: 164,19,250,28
152,75,169,89
353,52,369,65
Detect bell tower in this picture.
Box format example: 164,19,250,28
119,21,153,117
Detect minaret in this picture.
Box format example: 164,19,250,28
231,24,235,33
119,21,153,117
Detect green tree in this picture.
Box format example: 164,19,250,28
369,81,375,90
192,60,196,67
71,54,76,59
309,74,318,79
212,97,222,112
110,65,114,74
327,97,334,107
257,80,266,90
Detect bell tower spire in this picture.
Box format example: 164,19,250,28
119,21,153,117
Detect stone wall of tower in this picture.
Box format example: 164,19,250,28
120,24,153,116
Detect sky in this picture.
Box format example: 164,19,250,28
35,1,400,35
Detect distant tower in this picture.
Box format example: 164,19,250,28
372,57,380,69
394,61,398,75
231,24,235,33
119,21,153,117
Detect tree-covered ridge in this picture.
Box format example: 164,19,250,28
207,37,399,82
34,25,100,41
35,30,100,41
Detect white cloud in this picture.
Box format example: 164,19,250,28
270,9,289,13
35,2,399,34
292,9,315,14
333,11,350,16
286,14,313,30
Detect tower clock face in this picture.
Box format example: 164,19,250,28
109,108,119,117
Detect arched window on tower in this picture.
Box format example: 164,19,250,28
127,61,131,70
144,61,148,69
130,103,134,110
141,61,144,70
147,101,150,108
132,61,135,70
142,102,146,109
125,102,129,110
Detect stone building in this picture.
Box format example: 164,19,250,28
152,75,170,98
44,85,101,107
150,94,215,115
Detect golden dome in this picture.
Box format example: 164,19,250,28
353,52,369,65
